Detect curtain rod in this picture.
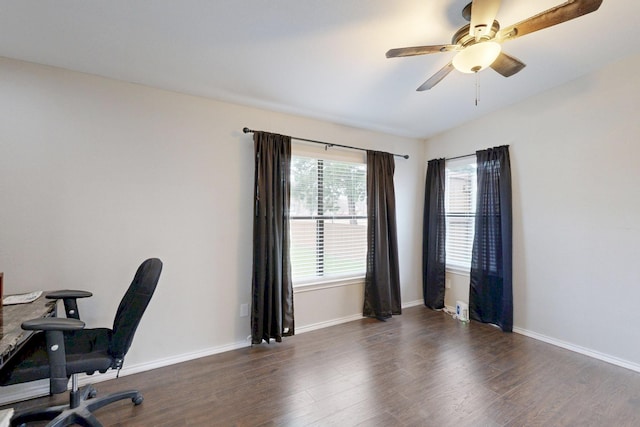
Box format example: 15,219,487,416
242,127,409,159
446,153,475,161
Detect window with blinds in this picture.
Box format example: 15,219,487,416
444,158,477,271
289,155,367,285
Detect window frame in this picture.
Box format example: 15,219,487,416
289,143,367,288
444,156,477,274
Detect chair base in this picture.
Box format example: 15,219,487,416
11,384,144,427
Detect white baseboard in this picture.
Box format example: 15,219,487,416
513,326,640,373
0,380,50,406
438,305,640,373
296,313,364,334
296,299,423,334
97,339,251,380
402,299,424,309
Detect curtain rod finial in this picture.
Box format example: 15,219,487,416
243,127,252,134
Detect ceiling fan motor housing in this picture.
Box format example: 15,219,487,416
452,21,500,47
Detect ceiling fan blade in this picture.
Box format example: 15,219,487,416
386,44,459,58
498,0,603,42
416,62,455,91
470,0,502,41
490,52,526,77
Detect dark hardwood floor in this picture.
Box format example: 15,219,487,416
4,306,640,426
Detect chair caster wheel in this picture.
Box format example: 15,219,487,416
132,395,144,405
88,388,98,398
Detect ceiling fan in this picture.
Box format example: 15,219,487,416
386,0,604,91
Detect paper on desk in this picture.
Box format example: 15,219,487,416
2,290,43,306
0,408,13,427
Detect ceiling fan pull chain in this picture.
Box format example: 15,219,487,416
475,71,479,106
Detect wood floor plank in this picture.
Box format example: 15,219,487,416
3,306,640,426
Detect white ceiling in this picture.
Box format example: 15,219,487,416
0,1,637,139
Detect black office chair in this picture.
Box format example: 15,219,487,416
0,258,162,427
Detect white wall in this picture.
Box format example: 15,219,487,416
444,272,468,310
426,54,640,368
0,57,424,382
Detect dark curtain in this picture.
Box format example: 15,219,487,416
363,150,402,320
251,131,294,344
422,158,446,309
469,145,513,332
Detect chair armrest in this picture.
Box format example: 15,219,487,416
21,317,85,394
22,317,85,331
46,290,93,320
46,290,93,299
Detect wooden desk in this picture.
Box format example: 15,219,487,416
0,294,56,369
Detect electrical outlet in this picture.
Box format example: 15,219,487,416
240,303,249,317
445,278,452,289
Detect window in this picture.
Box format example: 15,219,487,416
289,150,367,285
444,157,477,271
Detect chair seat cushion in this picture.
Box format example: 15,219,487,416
0,328,115,386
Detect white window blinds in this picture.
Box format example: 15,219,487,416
445,158,477,271
290,155,367,284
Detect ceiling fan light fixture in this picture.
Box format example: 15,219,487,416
452,41,502,73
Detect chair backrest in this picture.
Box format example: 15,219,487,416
108,258,162,366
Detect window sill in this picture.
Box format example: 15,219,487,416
293,276,365,293
446,266,470,276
